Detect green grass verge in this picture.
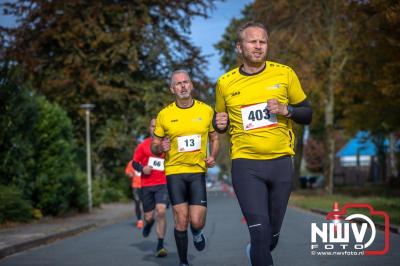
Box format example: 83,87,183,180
289,191,400,225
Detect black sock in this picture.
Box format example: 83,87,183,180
145,219,154,227
157,238,164,250
135,203,142,220
174,229,188,264
190,224,201,235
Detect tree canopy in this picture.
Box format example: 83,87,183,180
2,0,216,130
0,0,219,220
215,0,400,186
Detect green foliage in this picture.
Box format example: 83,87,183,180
30,96,76,215
0,185,33,223
0,64,86,218
2,0,216,134
98,164,131,203
290,191,400,225
214,5,254,71
67,170,88,212
1,1,218,199
91,179,102,208
102,185,128,203
0,65,37,190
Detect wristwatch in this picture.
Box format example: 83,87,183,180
285,105,293,118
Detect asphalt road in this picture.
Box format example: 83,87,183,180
0,192,399,266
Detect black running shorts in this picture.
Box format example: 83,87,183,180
141,184,169,213
166,173,207,207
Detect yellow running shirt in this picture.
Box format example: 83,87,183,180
215,61,307,160
154,100,215,175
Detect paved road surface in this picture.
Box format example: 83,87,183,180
0,192,398,266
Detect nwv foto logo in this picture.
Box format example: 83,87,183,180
310,203,390,256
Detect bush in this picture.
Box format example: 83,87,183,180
91,179,103,208
30,96,82,216
0,185,33,223
69,171,89,211
0,66,38,194
101,179,129,203
0,65,86,216
102,186,126,203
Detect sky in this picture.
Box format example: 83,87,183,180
0,0,252,81
190,0,253,81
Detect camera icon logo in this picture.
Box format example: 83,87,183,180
311,203,390,256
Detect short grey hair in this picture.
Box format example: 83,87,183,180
170,69,191,87
236,21,268,43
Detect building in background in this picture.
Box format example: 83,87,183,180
335,131,400,185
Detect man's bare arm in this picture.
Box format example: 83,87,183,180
204,131,219,168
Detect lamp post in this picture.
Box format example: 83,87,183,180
80,103,95,212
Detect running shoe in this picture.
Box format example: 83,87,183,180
136,219,144,229
142,219,155,238
179,263,189,266
192,231,206,251
246,243,251,265
155,247,168,257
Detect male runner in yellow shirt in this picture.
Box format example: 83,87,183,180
215,21,312,266
151,70,219,266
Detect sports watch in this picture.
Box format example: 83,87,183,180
285,105,293,118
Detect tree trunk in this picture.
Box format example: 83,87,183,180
324,62,336,194
389,132,398,179
379,151,387,183
324,105,335,194
372,133,387,183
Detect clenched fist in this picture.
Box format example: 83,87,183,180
267,99,289,116
215,112,229,131
161,137,170,152
204,156,216,168
142,166,153,175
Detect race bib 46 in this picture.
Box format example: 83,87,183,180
148,157,165,171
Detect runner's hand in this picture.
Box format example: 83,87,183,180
142,166,153,175
215,112,229,130
267,99,288,115
204,156,216,168
161,137,170,152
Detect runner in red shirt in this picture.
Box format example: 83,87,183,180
132,118,169,257
125,160,144,229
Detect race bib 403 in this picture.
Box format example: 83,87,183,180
241,102,278,131
177,135,201,152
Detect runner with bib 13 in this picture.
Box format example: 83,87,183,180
151,70,219,266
